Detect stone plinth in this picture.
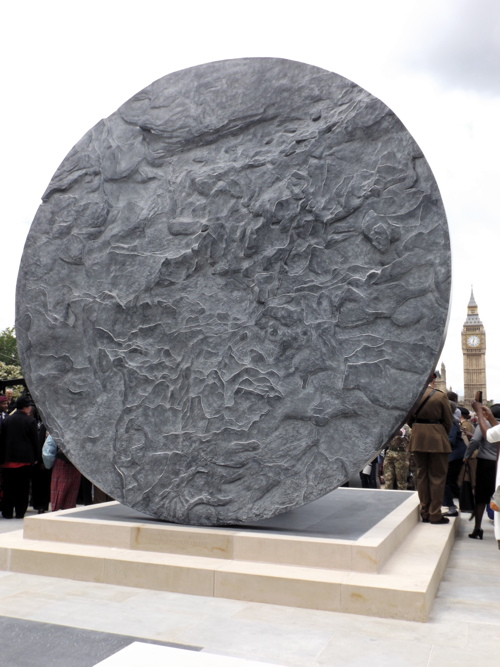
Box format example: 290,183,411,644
0,489,457,621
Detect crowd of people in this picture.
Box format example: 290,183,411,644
1,380,500,543
358,373,500,549
328,369,500,550
0,390,102,519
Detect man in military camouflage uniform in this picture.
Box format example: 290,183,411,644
383,424,411,490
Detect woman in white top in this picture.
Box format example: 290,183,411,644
471,401,500,549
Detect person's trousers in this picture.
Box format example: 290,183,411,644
384,450,409,490
360,458,378,488
413,451,449,522
31,465,52,512
2,466,31,519
443,458,463,509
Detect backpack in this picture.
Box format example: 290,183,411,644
42,434,57,469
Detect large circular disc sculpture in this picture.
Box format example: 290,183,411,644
16,58,451,525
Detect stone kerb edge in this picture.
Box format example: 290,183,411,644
351,492,420,573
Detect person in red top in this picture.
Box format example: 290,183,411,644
0,396,38,519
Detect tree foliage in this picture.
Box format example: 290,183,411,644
0,361,24,399
0,327,20,367
0,362,22,379
0,329,23,399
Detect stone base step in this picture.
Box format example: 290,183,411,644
0,499,457,622
22,491,419,573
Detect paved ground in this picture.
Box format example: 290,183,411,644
0,510,499,666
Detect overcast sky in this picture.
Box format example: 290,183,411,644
2,0,499,400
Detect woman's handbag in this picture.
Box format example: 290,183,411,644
459,460,475,514
41,434,57,470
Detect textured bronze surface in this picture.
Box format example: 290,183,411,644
16,58,450,524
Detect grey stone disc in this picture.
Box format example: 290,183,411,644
16,58,450,525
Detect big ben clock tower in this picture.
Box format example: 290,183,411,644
462,288,487,405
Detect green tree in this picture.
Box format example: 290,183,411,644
0,327,20,367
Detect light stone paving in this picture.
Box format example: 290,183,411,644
0,512,498,666
94,642,280,666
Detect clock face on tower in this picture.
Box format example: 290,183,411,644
467,335,480,347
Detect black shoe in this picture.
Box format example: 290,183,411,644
469,528,483,540
443,510,458,517
431,517,450,524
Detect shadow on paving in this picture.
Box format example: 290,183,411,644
0,616,201,667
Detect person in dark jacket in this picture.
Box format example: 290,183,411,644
0,396,9,422
31,409,51,514
0,396,38,519
4,389,15,413
442,401,467,517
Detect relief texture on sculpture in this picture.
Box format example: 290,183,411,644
16,58,451,525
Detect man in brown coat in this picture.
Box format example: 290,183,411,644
409,373,453,524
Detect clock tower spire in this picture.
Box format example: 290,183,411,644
462,287,487,405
